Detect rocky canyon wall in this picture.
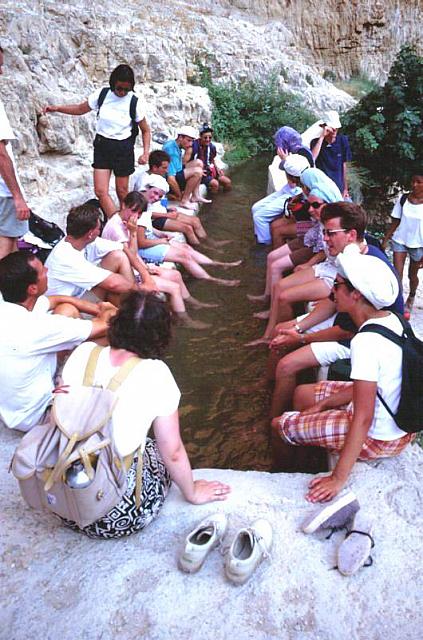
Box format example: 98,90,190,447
0,0,420,220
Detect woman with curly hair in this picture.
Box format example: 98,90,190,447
60,291,230,538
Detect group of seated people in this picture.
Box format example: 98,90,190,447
0,98,418,539
246,120,416,503
0,116,237,538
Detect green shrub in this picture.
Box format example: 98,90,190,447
195,67,315,164
344,45,423,197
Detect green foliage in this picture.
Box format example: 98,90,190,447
196,67,315,164
344,46,423,195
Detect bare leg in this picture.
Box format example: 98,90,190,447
270,346,319,417
218,175,232,191
165,246,240,285
181,161,205,206
393,251,407,283
93,168,117,219
175,243,242,268
115,175,130,210
163,219,201,245
207,178,219,193
408,258,420,296
0,236,17,259
247,244,292,302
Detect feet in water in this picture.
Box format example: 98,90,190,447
205,238,233,248
179,201,197,211
185,296,219,309
253,309,270,320
176,312,211,330
247,293,270,304
192,196,212,204
244,337,271,347
210,277,241,287
212,259,243,269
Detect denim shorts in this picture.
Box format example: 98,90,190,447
391,240,423,262
138,244,170,264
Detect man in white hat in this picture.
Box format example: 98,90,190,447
272,251,413,503
162,126,209,209
310,110,352,198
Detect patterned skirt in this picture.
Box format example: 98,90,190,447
61,437,171,539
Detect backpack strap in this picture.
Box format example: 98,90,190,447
83,345,104,387
129,95,139,139
399,193,409,210
97,87,109,118
107,356,141,391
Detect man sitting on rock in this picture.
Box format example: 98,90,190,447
45,201,151,306
310,110,352,199
162,126,210,210
0,251,113,432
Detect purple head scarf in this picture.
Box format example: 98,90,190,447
273,126,303,153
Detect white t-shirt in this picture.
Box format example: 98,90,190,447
391,196,423,247
350,313,407,440
102,214,129,244
137,209,154,233
45,237,121,297
0,299,92,431
132,168,149,192
62,342,181,457
87,89,146,140
0,99,25,198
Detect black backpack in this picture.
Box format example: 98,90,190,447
28,211,64,246
97,87,139,140
359,313,423,433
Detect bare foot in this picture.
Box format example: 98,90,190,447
210,277,241,287
247,293,270,303
212,259,243,269
253,309,270,320
176,312,211,330
186,296,219,309
205,238,233,248
180,201,197,210
244,337,271,347
192,196,212,204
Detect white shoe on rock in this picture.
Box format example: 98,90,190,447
224,518,272,585
178,512,228,573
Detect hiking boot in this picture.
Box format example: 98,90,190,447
178,512,228,573
337,512,374,576
224,519,272,585
302,490,360,534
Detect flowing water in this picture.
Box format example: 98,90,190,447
166,155,277,471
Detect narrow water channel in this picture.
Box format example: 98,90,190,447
166,155,275,471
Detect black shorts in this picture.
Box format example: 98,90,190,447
152,217,167,231
175,169,186,190
92,135,135,177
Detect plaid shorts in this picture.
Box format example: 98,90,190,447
277,380,414,460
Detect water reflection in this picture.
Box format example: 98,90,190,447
166,156,273,471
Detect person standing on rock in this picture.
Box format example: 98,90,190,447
0,46,31,259
43,64,151,219
310,110,352,199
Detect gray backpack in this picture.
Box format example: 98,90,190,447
11,346,143,529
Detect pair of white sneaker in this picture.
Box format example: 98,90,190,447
178,513,272,585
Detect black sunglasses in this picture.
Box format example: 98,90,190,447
333,279,355,291
308,201,325,209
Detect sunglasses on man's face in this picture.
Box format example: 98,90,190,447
322,228,348,238
333,279,354,291
308,201,324,209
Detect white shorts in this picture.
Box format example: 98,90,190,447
310,341,351,367
297,313,337,334
312,260,337,290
